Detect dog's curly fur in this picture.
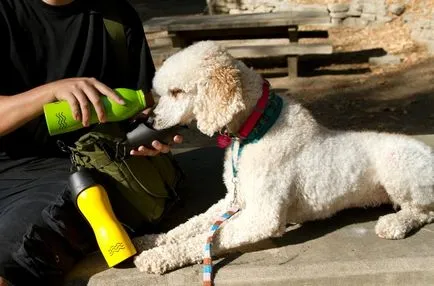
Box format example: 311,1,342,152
133,41,434,274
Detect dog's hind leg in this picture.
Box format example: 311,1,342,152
375,165,434,239
133,198,231,251
374,140,434,239
375,181,434,240
375,202,434,239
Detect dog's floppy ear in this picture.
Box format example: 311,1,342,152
194,56,245,136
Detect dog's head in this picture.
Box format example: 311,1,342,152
152,41,245,136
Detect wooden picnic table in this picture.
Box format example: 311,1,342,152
143,10,330,33
143,10,333,76
143,10,330,45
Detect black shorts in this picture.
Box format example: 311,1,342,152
0,155,96,286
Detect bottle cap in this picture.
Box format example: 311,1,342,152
69,168,98,203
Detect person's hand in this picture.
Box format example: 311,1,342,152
130,135,183,156
47,77,124,127
129,107,183,156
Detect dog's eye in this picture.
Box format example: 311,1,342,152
169,88,184,97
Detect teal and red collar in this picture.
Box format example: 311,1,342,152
217,80,283,148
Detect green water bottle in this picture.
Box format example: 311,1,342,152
44,88,151,136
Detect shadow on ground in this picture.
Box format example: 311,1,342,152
306,87,434,134
243,48,388,78
268,58,434,135
301,48,388,77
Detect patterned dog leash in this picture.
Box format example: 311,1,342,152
203,207,240,286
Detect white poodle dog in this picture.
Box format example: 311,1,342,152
133,41,434,274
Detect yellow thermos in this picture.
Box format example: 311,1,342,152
69,168,137,267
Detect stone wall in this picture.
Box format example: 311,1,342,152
211,0,324,14
211,0,405,26
328,0,402,26
209,0,434,54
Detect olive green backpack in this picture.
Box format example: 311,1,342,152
61,123,184,232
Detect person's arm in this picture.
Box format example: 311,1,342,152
0,86,54,136
0,78,125,136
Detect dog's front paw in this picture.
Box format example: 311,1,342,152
132,234,165,251
134,247,171,274
375,213,407,240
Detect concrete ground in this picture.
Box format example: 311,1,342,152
64,131,434,286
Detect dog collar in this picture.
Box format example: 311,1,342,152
217,80,283,148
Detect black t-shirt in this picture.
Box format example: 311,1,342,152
0,0,155,158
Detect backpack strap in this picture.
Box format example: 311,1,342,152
99,0,129,78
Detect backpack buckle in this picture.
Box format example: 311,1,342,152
96,138,128,161
115,142,129,161
56,140,82,172
57,140,71,154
